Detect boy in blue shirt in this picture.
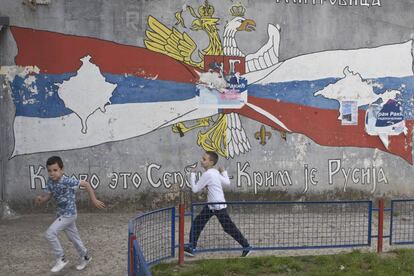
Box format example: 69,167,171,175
34,156,105,273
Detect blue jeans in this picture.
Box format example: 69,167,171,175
189,206,249,249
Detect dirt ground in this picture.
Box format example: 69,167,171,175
1,211,366,276
0,212,134,276
1,209,413,276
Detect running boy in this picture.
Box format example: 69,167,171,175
185,151,251,257
34,156,105,273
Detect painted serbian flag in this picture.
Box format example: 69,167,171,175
3,27,414,164
4,27,217,156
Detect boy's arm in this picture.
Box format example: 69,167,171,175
218,167,231,186
190,172,209,193
219,171,231,186
34,193,52,205
80,180,105,209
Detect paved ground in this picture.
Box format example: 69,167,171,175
0,212,133,276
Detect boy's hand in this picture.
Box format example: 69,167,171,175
218,167,225,173
92,199,105,209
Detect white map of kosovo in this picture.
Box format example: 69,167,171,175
56,55,117,134
314,66,400,120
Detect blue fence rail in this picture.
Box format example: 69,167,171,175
191,200,372,253
390,199,414,245
133,240,151,276
128,199,414,275
128,207,175,276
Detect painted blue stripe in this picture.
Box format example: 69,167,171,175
9,72,414,119
248,78,340,110
10,73,76,118
104,74,196,104
248,76,414,119
10,73,197,118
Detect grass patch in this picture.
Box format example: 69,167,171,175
152,249,414,275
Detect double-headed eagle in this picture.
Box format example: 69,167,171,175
144,1,281,158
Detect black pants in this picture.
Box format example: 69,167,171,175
189,205,249,249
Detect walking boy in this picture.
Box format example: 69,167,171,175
185,151,251,257
34,156,105,273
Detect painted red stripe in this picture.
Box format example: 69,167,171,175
10,26,199,83
228,96,413,164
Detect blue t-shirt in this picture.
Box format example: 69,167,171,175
44,175,80,217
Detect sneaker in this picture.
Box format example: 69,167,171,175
184,247,195,257
76,255,92,271
51,257,68,273
241,249,251,257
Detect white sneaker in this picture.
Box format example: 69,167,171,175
51,257,68,273
76,256,92,271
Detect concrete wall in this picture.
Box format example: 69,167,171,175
0,0,413,208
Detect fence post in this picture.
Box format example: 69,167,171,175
129,233,136,276
377,198,384,253
128,222,133,276
178,191,185,266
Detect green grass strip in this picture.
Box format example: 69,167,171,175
152,249,414,276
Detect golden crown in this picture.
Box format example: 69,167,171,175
230,3,246,17
198,0,215,18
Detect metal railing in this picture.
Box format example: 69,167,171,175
128,207,175,276
390,199,414,245
128,198,414,275
190,201,372,253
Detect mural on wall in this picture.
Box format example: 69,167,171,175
1,1,414,165
143,1,281,158
28,158,389,195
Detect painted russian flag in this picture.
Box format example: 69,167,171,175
230,40,414,164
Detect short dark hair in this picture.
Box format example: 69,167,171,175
205,151,218,166
46,156,64,169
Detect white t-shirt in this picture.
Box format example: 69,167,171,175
190,168,230,210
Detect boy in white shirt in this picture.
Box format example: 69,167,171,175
185,151,251,257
